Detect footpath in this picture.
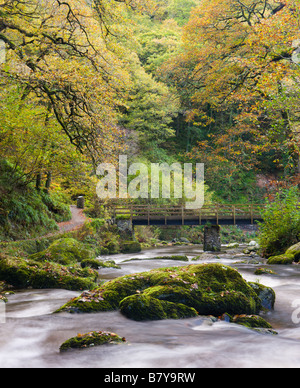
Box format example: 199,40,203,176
58,205,88,233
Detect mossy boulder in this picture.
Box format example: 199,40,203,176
265,242,300,265
105,241,120,254
56,264,271,320
286,242,300,262
29,238,95,265
249,282,276,310
0,253,98,291
267,253,295,265
121,241,142,253
120,294,198,321
59,331,126,352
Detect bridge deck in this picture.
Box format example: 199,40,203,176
113,204,263,226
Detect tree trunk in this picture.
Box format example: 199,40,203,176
36,173,42,191
45,172,52,192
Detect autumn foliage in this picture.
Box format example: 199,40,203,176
163,0,300,199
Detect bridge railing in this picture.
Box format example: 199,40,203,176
112,204,264,225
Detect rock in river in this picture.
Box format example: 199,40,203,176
56,263,275,321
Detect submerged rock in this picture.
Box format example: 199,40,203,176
254,268,277,275
232,315,277,335
232,314,273,329
122,256,189,263
59,331,126,352
56,263,274,321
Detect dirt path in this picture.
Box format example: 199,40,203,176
58,205,88,233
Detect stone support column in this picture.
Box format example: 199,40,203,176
204,225,221,252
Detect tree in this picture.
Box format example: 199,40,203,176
164,0,300,199
0,0,133,165
119,52,180,144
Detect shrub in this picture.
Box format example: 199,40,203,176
41,191,72,223
258,187,300,258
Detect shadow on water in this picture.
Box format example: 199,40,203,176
2,245,300,368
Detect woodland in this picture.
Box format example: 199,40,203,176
2,1,300,368
0,0,300,243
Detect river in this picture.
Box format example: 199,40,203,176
1,245,300,368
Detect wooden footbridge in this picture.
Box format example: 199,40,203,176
112,204,264,226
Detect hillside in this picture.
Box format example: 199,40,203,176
0,159,71,241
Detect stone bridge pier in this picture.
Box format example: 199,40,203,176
117,219,135,239
203,225,221,252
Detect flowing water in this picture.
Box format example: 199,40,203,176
2,245,300,368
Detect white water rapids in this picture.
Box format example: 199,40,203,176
2,245,300,368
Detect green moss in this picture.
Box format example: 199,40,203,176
286,242,300,262
123,256,189,263
105,241,121,254
115,215,131,221
254,268,277,275
267,253,295,265
120,294,198,321
29,238,95,265
151,255,189,261
81,259,120,269
0,253,97,291
57,264,268,320
232,315,273,329
59,331,126,352
121,241,142,253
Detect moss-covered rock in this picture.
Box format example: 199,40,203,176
29,238,95,265
121,241,142,253
249,282,276,310
120,294,198,321
0,253,98,291
105,241,121,254
150,255,189,262
81,259,120,270
254,267,277,275
123,256,189,263
59,331,126,352
232,314,273,329
267,253,295,265
286,242,300,262
56,263,270,320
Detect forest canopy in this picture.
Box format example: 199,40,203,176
0,0,299,204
